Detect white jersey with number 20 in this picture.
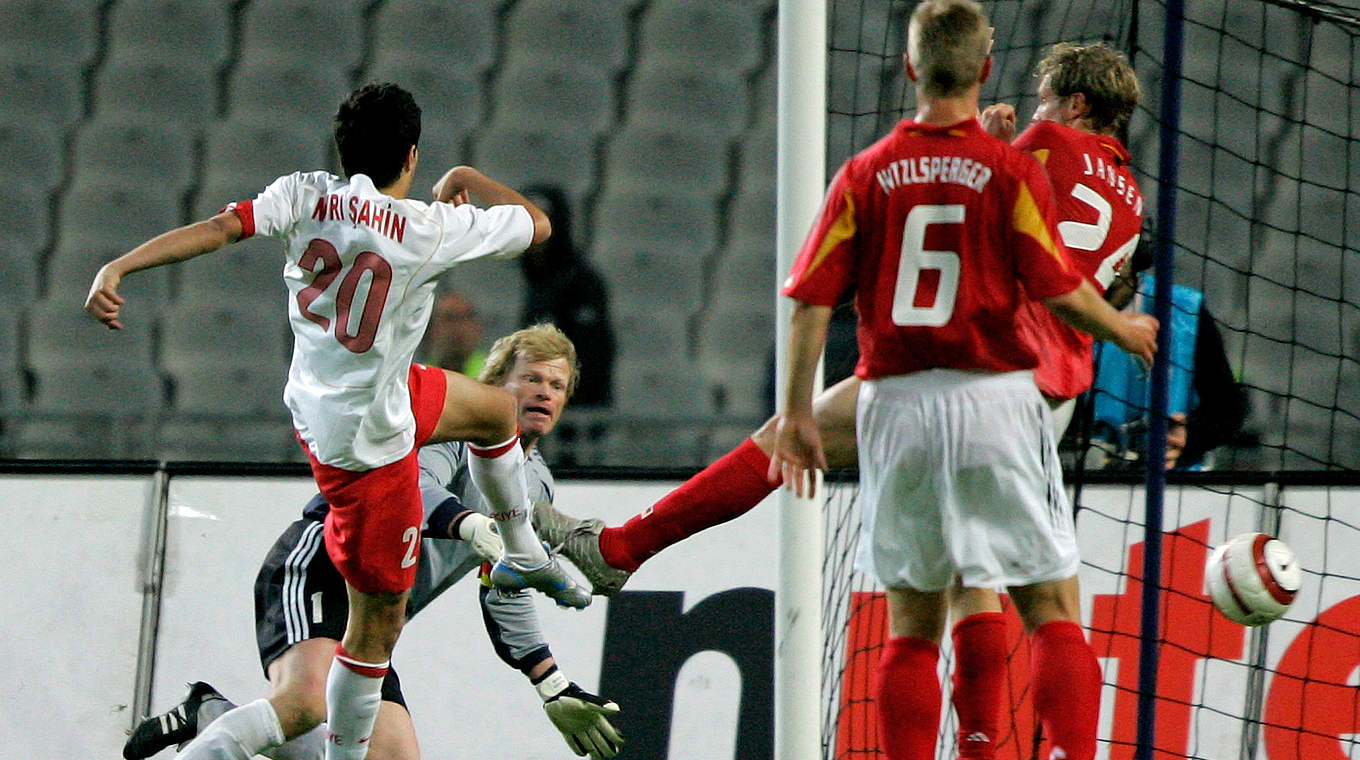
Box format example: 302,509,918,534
233,170,533,470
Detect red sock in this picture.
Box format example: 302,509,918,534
951,612,1006,759
874,636,942,760
1031,621,1101,760
598,437,777,571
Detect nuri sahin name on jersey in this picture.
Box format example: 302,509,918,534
875,155,993,195
311,193,408,243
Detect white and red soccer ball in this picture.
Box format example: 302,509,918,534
1205,532,1302,626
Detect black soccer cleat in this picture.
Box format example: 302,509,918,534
123,681,225,759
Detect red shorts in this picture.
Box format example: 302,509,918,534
302,364,448,593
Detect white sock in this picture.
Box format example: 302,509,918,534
263,724,327,760
324,648,387,760
468,434,548,567
178,698,285,760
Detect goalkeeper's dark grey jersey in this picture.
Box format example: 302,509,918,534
408,441,554,662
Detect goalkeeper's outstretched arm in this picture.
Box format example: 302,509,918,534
479,584,624,758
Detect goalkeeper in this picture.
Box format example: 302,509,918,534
124,325,622,760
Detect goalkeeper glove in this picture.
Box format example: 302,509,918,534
534,668,624,759
456,512,502,563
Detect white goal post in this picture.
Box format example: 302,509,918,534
775,2,827,759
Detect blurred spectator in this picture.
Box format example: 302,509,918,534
415,285,487,378
520,185,615,407
1086,277,1247,470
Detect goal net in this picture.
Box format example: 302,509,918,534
820,1,1360,758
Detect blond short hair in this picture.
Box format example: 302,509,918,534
1037,41,1140,135
477,322,580,398
907,0,991,98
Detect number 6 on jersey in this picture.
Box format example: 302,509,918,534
892,204,964,327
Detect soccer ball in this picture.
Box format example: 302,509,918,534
1205,532,1302,626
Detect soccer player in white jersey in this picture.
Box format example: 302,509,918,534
124,325,621,760
85,83,589,760
768,3,1156,759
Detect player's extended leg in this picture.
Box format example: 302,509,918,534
879,586,950,760
429,368,588,608
1008,576,1101,760
122,681,231,759
563,376,863,594
948,585,1007,760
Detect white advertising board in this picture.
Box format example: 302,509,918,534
4,473,1358,759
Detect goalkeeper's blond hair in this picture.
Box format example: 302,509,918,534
478,322,580,398
907,0,991,98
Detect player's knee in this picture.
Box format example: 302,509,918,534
269,687,327,739
469,386,517,445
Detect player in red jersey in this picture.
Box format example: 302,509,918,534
983,41,1145,433
767,3,1155,760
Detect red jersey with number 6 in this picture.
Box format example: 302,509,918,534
783,117,1082,380
1013,121,1144,400
229,171,533,470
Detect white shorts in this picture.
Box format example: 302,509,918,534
854,370,1079,592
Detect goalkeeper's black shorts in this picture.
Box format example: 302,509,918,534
255,517,407,707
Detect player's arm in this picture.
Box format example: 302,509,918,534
480,587,623,758
1042,278,1157,365
85,211,243,329
769,300,833,497
430,166,551,244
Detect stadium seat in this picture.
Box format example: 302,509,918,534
610,355,706,421
724,181,775,252
0,0,99,74
598,424,706,469
227,59,351,124
26,299,156,374
502,0,632,73
695,303,774,370
707,240,776,314
11,416,156,460
696,348,772,419
0,58,82,127
54,179,185,255
611,302,691,358
104,0,231,70
156,417,297,463
0,304,24,417
0,118,63,194
487,61,617,138
27,364,164,416
635,2,764,74
168,365,286,417
201,117,330,191
596,241,706,314
601,123,730,201
0,183,52,263
91,59,215,129
624,61,749,140
71,117,197,194
592,189,721,254
237,0,365,73
371,0,500,75
472,126,597,214
176,234,290,306
160,301,290,376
